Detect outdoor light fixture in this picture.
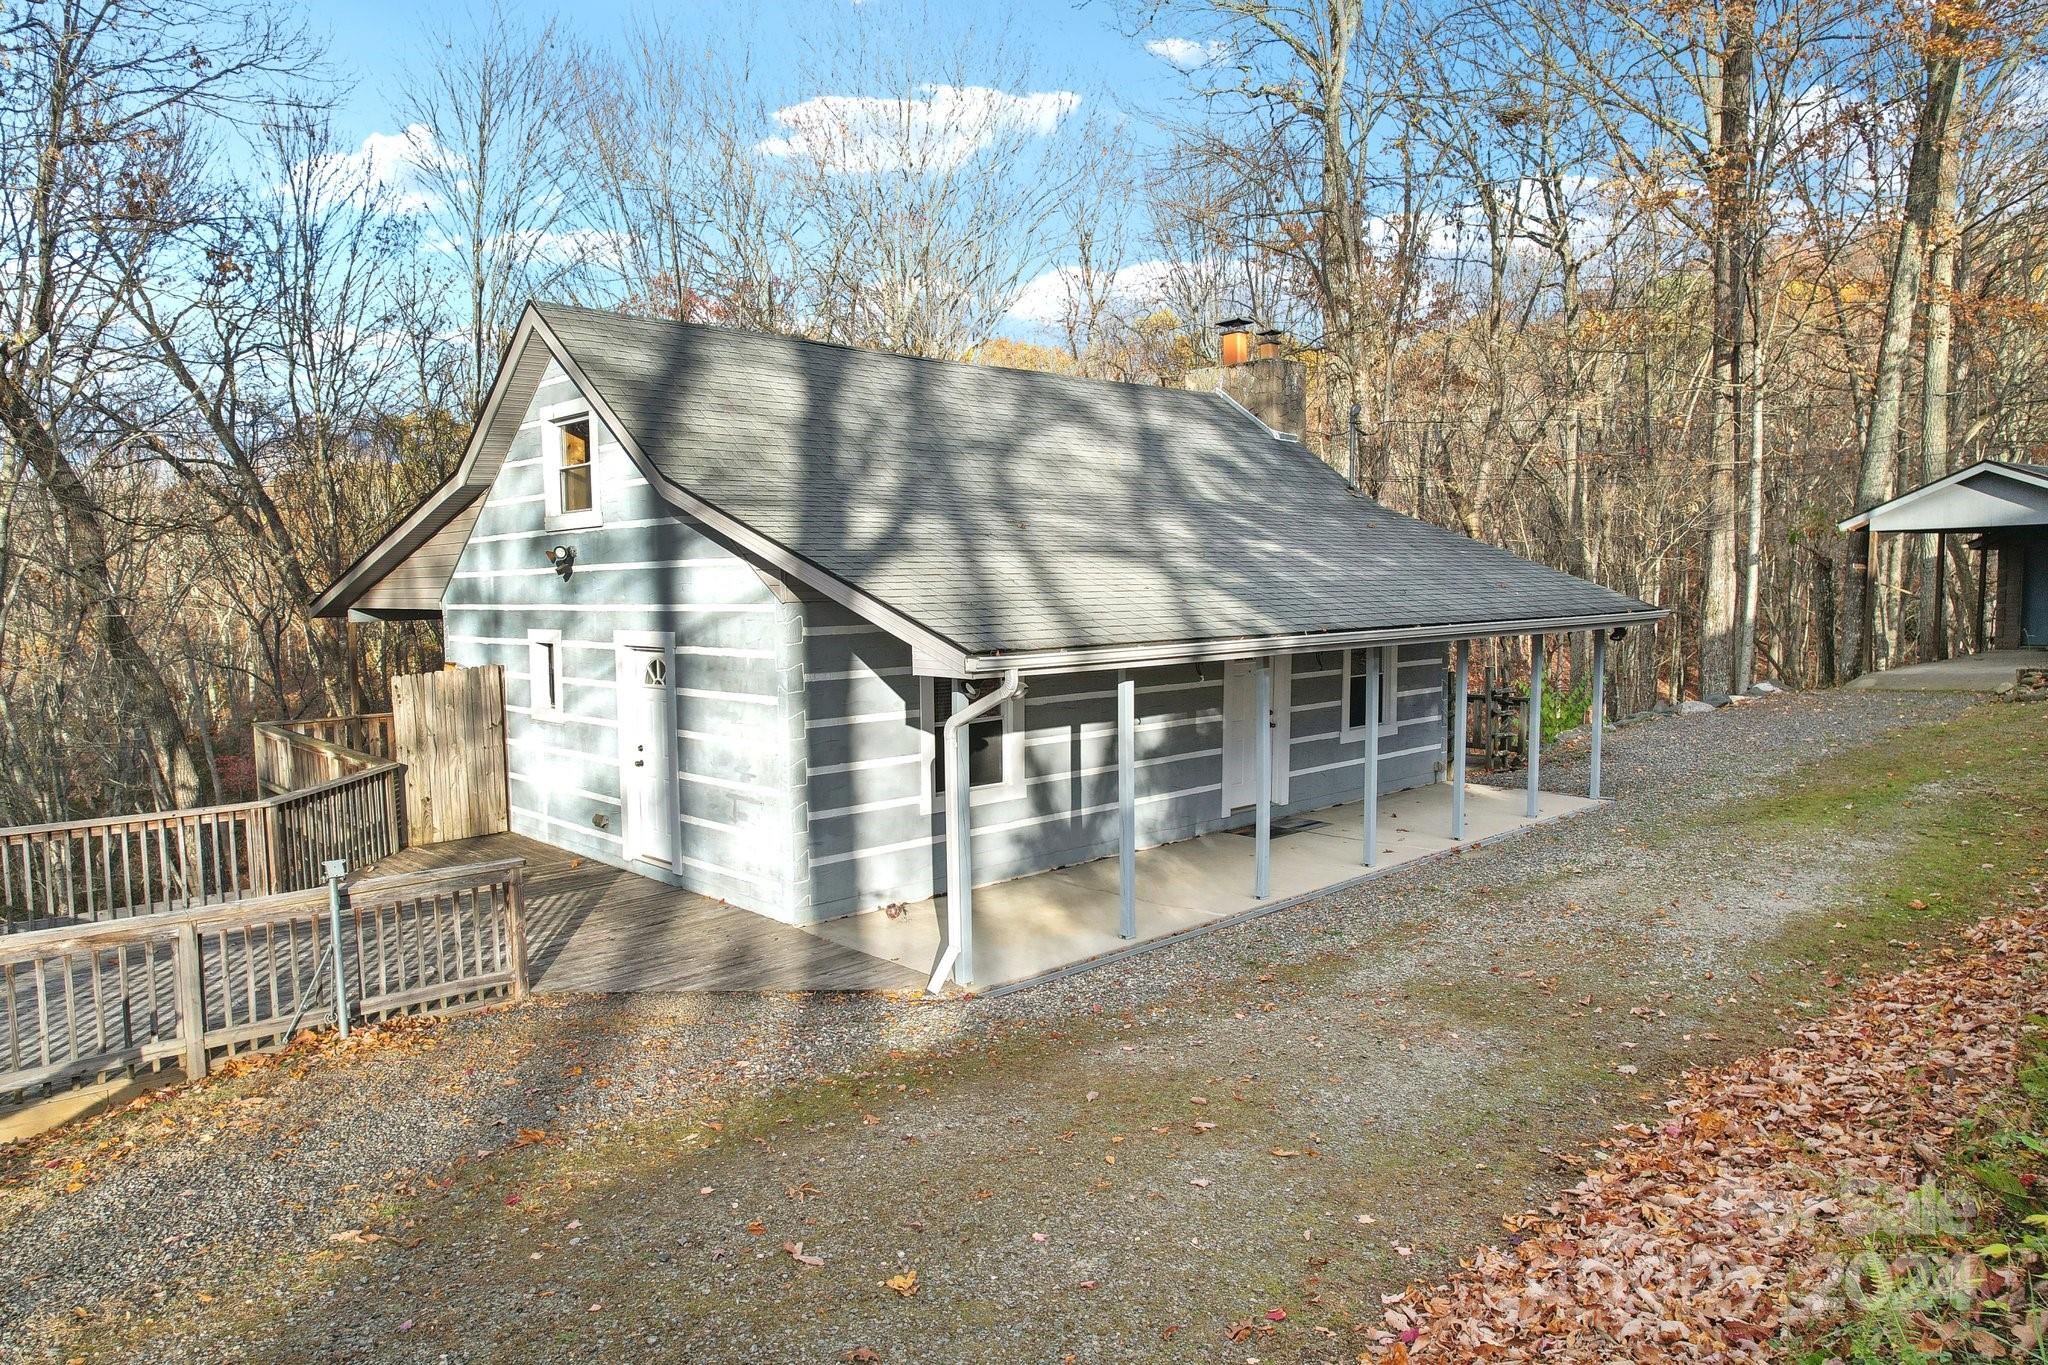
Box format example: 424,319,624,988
1609,626,1628,641
544,543,575,578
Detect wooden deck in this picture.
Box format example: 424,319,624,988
376,834,924,995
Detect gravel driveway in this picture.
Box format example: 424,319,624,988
0,688,2009,1361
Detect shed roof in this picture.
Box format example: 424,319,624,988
318,303,1663,670
1837,460,2048,535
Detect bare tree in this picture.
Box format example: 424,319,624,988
0,0,312,807
396,2,581,418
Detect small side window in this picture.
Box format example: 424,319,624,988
528,630,565,719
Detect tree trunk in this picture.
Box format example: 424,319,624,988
1701,2,1754,697
1845,4,1966,675
1916,125,1962,661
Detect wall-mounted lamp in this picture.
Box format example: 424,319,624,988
1608,626,1628,642
545,543,575,579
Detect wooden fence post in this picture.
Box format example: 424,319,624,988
258,803,280,898
505,868,529,1002
382,768,402,856
173,923,209,1080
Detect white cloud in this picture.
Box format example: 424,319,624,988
1144,37,1227,69
757,84,1081,173
295,125,444,213
1008,258,1185,328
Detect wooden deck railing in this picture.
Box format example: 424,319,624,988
0,857,526,1103
0,763,405,934
252,716,394,796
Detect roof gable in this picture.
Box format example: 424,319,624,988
1839,460,2048,534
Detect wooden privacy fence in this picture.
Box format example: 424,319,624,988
393,664,508,845
0,858,526,1104
0,765,404,934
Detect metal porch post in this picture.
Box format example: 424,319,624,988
1253,661,1272,899
1525,635,1545,820
1361,649,1380,867
1450,640,1469,840
1117,672,1137,939
1589,632,1607,800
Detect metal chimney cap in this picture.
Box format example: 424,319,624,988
1215,316,1255,331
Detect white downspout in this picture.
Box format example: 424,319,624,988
926,668,1025,994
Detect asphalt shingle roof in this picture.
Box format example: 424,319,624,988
535,303,1661,658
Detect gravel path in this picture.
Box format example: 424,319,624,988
0,688,1988,1359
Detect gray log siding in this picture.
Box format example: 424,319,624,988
794,599,1449,923
442,363,798,915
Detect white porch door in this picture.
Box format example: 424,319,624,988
618,646,677,867
1221,657,1291,813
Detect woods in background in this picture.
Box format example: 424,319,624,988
1,0,2043,822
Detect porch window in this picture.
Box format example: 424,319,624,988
923,678,1024,809
528,629,565,720
1341,646,1400,742
543,405,600,530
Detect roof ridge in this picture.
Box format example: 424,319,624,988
529,299,1261,419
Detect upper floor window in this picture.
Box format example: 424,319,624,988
543,404,601,530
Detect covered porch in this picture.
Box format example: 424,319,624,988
909,628,1623,993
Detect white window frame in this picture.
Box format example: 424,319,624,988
918,676,1026,814
1340,645,1401,743
541,400,602,532
527,628,566,721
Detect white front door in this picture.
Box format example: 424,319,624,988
1221,657,1291,813
618,645,676,867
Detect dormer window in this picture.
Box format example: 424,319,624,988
542,403,601,530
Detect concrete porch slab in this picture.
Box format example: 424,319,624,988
799,782,1600,992
1846,648,2048,691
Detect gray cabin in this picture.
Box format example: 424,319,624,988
316,304,1664,990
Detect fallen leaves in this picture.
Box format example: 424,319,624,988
885,1269,919,1297
1371,903,2048,1362
781,1241,824,1268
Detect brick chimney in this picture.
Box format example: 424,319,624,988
1185,318,1308,442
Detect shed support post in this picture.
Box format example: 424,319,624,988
1976,539,1989,654
1361,649,1380,867
1450,640,1469,840
1589,631,1607,801
1116,672,1136,939
1253,661,1272,899
1526,635,1545,820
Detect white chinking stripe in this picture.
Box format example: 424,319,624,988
452,557,758,580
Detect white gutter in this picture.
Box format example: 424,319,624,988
926,668,1026,994
958,608,1668,677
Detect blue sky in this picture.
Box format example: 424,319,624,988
308,0,1197,160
